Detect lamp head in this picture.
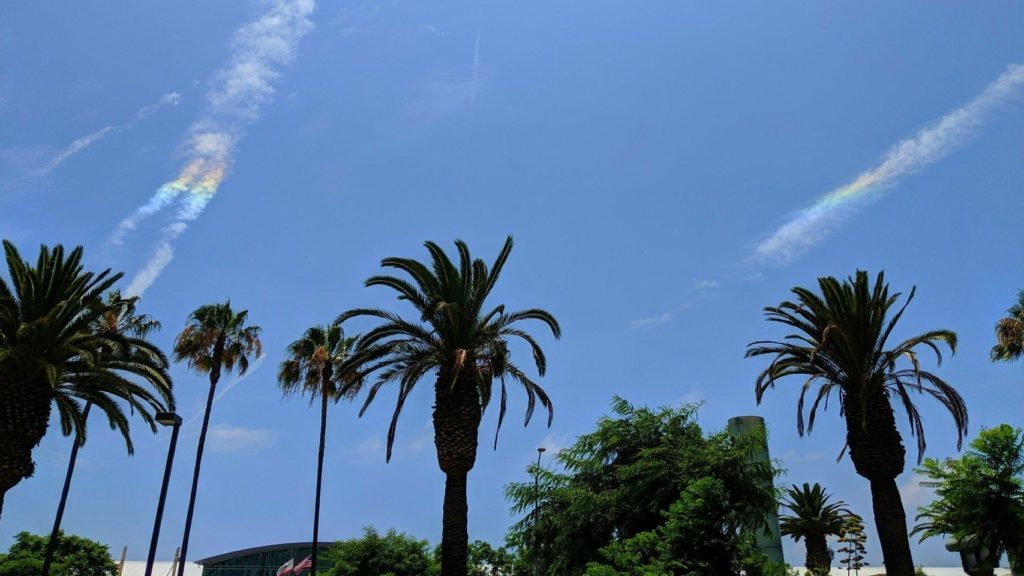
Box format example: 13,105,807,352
155,412,182,427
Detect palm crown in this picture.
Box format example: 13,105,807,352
779,482,848,542
174,302,262,377
278,322,359,402
0,241,173,517
746,270,967,462
992,290,1024,362
0,241,173,451
339,236,561,461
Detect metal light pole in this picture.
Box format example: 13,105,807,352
145,412,182,576
41,402,92,576
533,447,546,576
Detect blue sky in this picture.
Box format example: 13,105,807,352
1,0,1023,568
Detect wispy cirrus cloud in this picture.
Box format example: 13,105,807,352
115,0,316,296
209,424,274,453
756,64,1024,264
629,312,673,331
35,92,181,177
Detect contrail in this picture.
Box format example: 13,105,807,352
470,31,480,105
117,0,316,296
756,64,1024,264
183,355,265,428
35,92,181,176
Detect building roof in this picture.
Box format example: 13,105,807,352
195,542,316,566
119,561,202,576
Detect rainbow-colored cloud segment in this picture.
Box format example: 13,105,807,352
113,0,315,296
756,63,1024,264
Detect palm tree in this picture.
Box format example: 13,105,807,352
992,290,1024,363
0,241,173,518
779,482,848,571
745,270,968,576
173,302,262,576
42,290,166,575
278,322,359,576
338,236,560,576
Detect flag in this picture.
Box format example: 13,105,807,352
294,555,312,574
276,559,294,576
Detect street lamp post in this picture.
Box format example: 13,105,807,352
144,412,183,576
533,447,546,576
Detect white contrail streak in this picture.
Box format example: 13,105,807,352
471,31,480,105
756,64,1024,264
35,92,181,176
117,0,316,297
183,355,265,427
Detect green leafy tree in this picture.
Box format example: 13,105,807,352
466,541,515,576
505,397,778,576
278,322,359,576
0,242,173,517
0,531,117,576
836,513,869,576
339,237,560,576
779,483,848,572
746,270,968,576
992,290,1024,363
173,302,262,573
326,528,439,576
912,424,1024,574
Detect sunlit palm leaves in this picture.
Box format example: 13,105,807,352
992,290,1024,363
745,270,967,461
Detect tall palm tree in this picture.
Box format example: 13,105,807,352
173,302,262,576
745,270,968,576
0,241,173,518
42,289,167,576
779,482,848,571
992,290,1024,364
278,322,359,576
338,236,560,576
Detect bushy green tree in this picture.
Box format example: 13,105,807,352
504,397,778,576
912,424,1024,574
0,531,117,576
466,541,515,576
326,528,439,576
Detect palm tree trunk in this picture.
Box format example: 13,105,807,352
433,371,482,576
0,378,52,519
311,393,328,576
805,534,831,572
844,387,914,576
868,476,915,576
441,469,469,576
41,402,92,576
177,366,220,576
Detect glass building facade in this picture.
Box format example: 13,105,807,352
197,543,334,576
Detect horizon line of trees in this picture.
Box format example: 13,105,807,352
2,237,1022,576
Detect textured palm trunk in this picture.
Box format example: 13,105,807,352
311,392,328,576
805,534,831,572
844,384,915,576
0,378,52,519
433,370,482,576
177,346,222,576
